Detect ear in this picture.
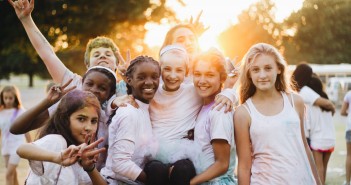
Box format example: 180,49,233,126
126,76,132,86
277,67,282,75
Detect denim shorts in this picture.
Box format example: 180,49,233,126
346,130,351,143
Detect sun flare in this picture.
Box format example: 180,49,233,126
144,0,303,51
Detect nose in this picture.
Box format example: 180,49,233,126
89,86,100,97
170,70,177,79
99,54,107,59
85,123,92,133
145,77,154,85
198,75,206,85
258,70,266,78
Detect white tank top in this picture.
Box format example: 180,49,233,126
244,92,316,185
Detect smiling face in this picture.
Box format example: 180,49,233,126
88,47,117,71
249,54,281,92
193,60,223,104
69,106,99,144
161,52,187,92
82,71,113,103
127,62,160,103
171,27,198,57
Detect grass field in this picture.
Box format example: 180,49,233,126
0,75,348,185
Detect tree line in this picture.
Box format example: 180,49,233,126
0,0,350,87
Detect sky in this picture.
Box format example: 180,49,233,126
144,0,304,50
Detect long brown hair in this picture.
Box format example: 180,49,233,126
0,85,22,109
38,90,101,146
238,43,293,104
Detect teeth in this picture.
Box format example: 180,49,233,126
199,86,208,90
143,88,153,92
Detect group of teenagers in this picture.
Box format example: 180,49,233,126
0,0,341,184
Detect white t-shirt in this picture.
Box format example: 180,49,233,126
299,86,320,105
299,86,320,138
150,83,201,141
193,102,236,181
25,134,91,185
308,106,335,150
0,108,26,155
344,91,351,131
150,84,237,141
101,100,155,185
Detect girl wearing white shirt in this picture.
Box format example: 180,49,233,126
306,74,335,184
101,56,161,185
16,89,106,185
0,85,31,185
234,43,320,185
190,49,236,185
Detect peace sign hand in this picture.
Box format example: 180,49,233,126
116,49,131,81
189,10,210,36
8,0,34,20
46,79,76,105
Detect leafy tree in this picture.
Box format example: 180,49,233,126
218,0,279,61
282,0,351,64
0,0,175,86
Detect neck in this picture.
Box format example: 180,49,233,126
133,96,149,104
253,88,280,101
162,84,179,92
203,91,219,105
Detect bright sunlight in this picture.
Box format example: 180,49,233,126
144,0,303,51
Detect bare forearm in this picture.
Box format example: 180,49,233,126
191,161,227,185
17,143,60,164
20,15,66,83
10,99,51,134
237,169,251,185
88,169,108,185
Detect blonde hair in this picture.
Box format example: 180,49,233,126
238,43,292,104
84,36,119,69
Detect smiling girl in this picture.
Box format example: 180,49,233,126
101,56,161,185
189,49,236,185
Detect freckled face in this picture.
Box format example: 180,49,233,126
69,106,99,144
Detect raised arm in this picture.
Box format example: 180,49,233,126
9,0,68,83
234,106,252,185
10,80,75,134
